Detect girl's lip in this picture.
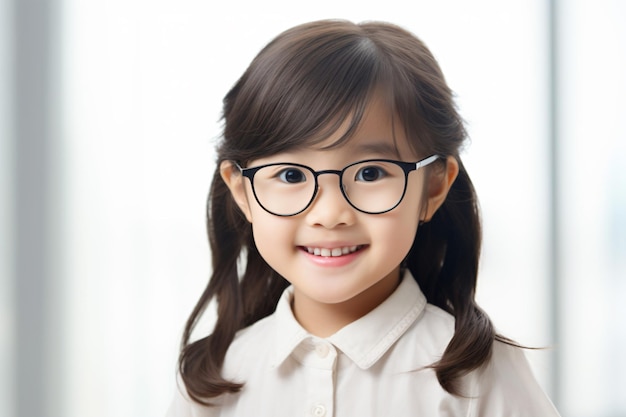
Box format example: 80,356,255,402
302,245,363,257
298,242,367,254
297,244,368,267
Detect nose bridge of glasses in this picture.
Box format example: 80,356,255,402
314,169,346,190
311,168,350,202
314,169,343,178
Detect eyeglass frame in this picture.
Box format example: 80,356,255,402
234,154,441,217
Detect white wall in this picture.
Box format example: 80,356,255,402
557,1,626,415
0,0,15,415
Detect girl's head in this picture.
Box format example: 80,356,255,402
181,20,491,403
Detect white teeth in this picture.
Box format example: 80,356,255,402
305,245,361,257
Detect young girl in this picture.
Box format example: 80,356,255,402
168,20,560,416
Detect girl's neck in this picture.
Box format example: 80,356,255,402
291,269,401,338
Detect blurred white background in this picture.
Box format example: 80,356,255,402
2,0,625,416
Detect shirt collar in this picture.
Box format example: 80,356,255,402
270,269,427,369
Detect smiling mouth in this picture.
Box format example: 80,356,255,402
302,245,365,257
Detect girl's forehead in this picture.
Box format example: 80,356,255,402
308,96,415,158
311,131,404,159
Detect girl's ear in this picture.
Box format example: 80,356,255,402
422,156,459,222
220,161,253,222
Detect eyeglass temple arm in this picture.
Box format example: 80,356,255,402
415,155,441,170
233,162,245,172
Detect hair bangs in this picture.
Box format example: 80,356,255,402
221,21,389,164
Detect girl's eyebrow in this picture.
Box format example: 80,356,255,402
354,142,401,158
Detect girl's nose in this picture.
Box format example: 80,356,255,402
304,175,356,228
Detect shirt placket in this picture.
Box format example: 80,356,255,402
302,339,337,417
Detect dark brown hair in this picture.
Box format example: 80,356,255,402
179,19,507,404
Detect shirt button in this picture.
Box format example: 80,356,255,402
312,404,326,417
315,343,330,358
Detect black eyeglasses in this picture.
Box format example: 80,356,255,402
235,155,440,216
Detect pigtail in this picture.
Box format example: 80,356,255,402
178,171,245,404
178,164,290,404
408,161,502,395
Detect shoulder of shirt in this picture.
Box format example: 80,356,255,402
416,302,456,340
165,319,278,416
382,300,456,371
466,340,561,416
221,313,277,379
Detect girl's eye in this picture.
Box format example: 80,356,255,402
277,168,307,183
355,166,386,182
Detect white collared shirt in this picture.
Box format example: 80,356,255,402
167,271,560,417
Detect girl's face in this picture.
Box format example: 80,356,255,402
222,93,457,336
